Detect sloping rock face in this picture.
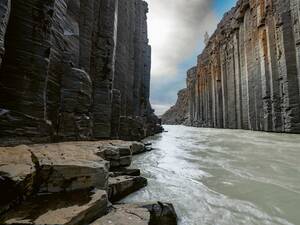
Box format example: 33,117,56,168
161,88,190,125
0,0,161,146
170,0,300,133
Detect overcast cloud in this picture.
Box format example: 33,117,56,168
145,0,219,115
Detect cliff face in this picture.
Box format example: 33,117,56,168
161,88,189,125
0,0,162,146
170,0,300,133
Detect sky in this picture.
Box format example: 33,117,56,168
146,0,237,115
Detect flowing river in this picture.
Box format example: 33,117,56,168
122,125,300,225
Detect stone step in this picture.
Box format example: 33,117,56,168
108,176,147,202
0,189,108,225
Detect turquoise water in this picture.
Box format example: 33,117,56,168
123,125,300,225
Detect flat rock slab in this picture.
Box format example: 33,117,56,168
30,142,110,193
108,176,147,202
0,189,108,225
110,168,141,177
0,145,37,214
90,202,178,225
0,140,137,212
90,204,150,225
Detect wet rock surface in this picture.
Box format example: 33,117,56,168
165,0,300,133
141,202,178,225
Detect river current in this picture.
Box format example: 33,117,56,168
122,125,300,225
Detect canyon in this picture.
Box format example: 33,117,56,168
163,0,300,133
0,0,175,225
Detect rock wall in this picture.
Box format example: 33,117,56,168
161,88,190,125
170,0,300,133
0,0,161,146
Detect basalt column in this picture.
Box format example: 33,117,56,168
0,0,10,67
115,0,159,140
91,0,118,139
0,0,55,144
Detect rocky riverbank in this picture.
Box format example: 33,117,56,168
0,140,177,225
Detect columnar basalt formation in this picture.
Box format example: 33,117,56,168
166,0,300,133
0,0,161,146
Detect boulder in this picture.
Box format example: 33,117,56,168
130,142,146,155
108,176,147,202
90,204,150,225
0,189,108,225
141,202,178,225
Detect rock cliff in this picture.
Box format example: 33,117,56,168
165,0,300,133
0,0,162,146
161,88,189,125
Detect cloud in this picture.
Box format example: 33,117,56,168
144,0,219,114
146,0,218,79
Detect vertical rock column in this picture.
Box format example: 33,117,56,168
133,0,151,117
187,67,197,125
276,0,300,132
0,0,10,67
91,0,118,138
114,0,135,117
52,0,93,140
0,0,55,143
